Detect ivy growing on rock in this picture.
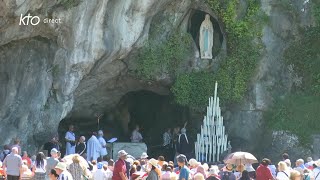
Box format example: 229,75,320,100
172,0,267,108
136,32,193,80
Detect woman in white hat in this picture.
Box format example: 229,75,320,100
207,165,220,180
146,158,159,180
140,152,149,172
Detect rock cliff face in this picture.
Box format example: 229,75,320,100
0,0,316,159
0,0,215,153
226,0,315,160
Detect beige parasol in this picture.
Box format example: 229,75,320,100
223,152,258,165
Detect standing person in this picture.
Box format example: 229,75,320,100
172,127,180,166
140,152,149,172
32,152,47,180
0,145,11,161
2,147,23,180
177,125,192,160
21,151,32,169
282,153,290,161
76,136,86,156
240,170,251,180
46,148,59,177
87,132,102,161
98,130,108,158
305,157,314,169
276,161,290,180
69,154,86,180
176,154,190,180
65,125,76,155
112,150,128,180
55,162,74,180
131,125,143,143
44,136,61,155
219,164,236,180
11,139,21,155
294,159,306,175
147,158,160,180
290,170,302,180
245,164,256,179
163,128,172,161
256,158,274,180
312,160,320,180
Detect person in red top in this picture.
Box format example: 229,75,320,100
112,150,128,180
0,161,4,178
256,158,275,180
21,151,32,169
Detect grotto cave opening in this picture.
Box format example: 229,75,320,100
58,90,193,157
188,10,224,58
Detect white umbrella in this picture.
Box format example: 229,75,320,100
62,154,89,168
223,152,258,165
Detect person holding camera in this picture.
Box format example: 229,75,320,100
65,125,76,155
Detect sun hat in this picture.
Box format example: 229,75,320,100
188,158,198,167
51,148,58,153
127,158,134,165
118,150,128,157
141,152,148,159
315,159,320,167
149,158,158,167
209,165,220,176
245,164,255,172
208,165,220,175
55,162,67,171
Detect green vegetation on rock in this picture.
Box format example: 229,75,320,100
266,1,320,144
172,0,266,108
171,72,216,107
266,95,320,145
136,32,193,80
284,28,320,95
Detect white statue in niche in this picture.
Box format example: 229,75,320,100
199,14,214,59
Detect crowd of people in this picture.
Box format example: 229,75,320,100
0,124,320,180
2,143,320,180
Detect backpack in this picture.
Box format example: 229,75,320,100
221,172,231,180
1,151,9,161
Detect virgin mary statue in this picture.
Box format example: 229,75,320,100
199,14,214,59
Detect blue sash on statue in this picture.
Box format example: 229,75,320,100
204,29,209,51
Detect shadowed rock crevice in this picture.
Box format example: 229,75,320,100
58,90,191,157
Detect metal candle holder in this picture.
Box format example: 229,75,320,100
195,82,230,163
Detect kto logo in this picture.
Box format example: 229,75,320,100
19,13,40,25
